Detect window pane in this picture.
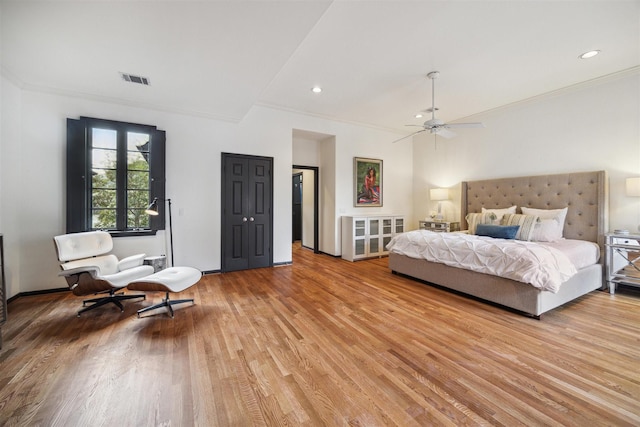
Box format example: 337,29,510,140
128,132,150,152
127,170,149,190
92,128,117,149
128,208,150,229
92,189,116,208
92,148,117,169
127,151,149,170
127,188,150,230
92,169,116,189
127,189,149,209
92,209,116,229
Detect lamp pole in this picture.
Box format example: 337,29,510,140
167,198,173,267
146,197,174,267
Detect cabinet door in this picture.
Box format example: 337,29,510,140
394,217,404,233
369,235,381,255
353,219,367,258
382,218,392,235
381,218,393,254
368,218,381,255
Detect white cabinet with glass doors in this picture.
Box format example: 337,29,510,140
341,215,405,261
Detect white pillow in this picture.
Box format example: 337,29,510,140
481,205,516,223
521,207,568,242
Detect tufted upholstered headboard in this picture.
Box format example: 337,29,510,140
461,171,608,246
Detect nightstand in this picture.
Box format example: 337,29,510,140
419,220,461,233
605,232,640,294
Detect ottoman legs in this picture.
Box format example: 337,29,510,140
136,291,194,318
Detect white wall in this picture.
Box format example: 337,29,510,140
0,81,412,295
292,135,320,166
413,71,640,232
1,76,23,299
319,136,338,254
300,169,315,249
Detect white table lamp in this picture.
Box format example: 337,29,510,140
626,177,640,197
627,177,640,232
430,188,449,221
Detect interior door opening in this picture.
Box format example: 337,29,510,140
292,165,319,253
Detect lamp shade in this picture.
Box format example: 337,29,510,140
430,188,449,201
626,177,640,197
145,198,160,215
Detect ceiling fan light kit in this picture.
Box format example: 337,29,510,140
393,71,484,144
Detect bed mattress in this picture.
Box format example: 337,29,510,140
537,239,600,270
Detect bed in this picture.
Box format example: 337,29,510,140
388,170,608,318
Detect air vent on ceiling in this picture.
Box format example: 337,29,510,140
120,72,150,85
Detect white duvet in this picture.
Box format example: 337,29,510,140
386,230,579,293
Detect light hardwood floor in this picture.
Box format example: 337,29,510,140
1,244,639,426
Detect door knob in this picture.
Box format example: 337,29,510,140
243,217,248,222
249,217,255,222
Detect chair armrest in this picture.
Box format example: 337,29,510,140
118,253,146,271
58,266,100,278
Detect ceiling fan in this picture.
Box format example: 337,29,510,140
393,71,484,143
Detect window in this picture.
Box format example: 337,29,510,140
66,117,166,236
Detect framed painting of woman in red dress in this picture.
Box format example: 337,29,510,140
354,157,382,207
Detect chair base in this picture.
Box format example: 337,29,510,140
137,292,194,318
78,291,146,317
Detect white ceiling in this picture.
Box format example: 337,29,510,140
2,1,638,133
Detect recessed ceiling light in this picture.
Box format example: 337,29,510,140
415,113,423,118
311,86,322,93
579,50,600,59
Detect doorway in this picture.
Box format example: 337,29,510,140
292,172,302,242
292,165,319,253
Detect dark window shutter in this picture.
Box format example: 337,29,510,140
149,129,166,231
66,118,89,233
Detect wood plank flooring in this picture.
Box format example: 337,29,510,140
1,244,639,426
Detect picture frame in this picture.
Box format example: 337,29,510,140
354,157,382,207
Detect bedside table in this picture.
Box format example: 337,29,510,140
605,232,640,294
419,220,460,233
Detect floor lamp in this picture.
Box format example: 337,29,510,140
146,197,173,267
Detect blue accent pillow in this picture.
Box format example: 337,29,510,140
475,224,520,239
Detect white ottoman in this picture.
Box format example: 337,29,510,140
127,266,202,318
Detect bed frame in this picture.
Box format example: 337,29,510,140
389,170,608,318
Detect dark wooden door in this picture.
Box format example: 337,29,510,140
222,153,273,272
292,173,302,242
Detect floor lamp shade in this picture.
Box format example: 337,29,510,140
146,197,174,267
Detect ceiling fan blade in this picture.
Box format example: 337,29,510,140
433,128,456,139
444,122,485,129
392,129,425,143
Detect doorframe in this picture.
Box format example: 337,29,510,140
292,165,319,254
